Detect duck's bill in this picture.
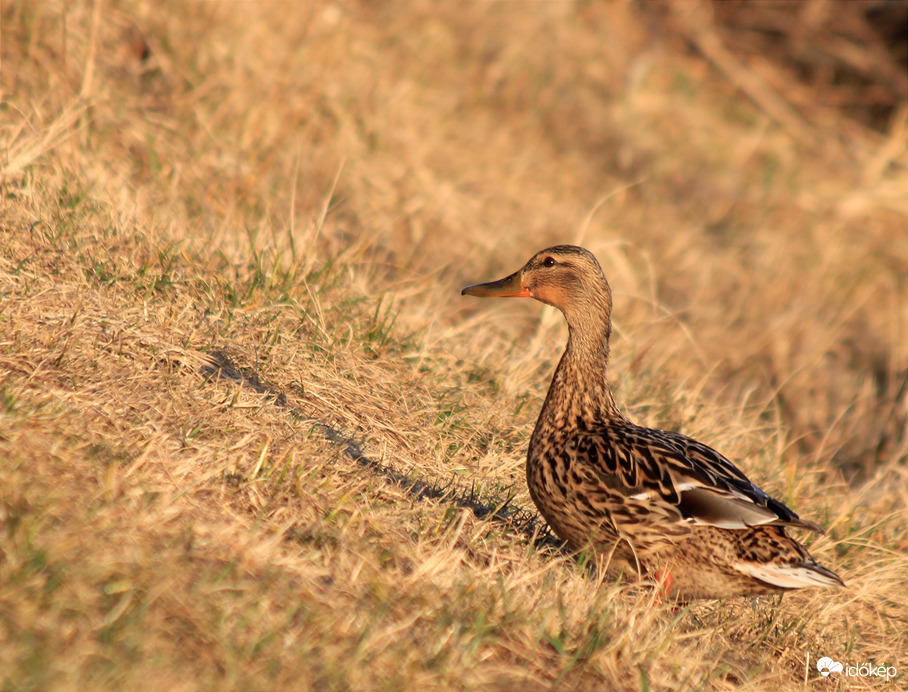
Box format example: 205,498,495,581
461,271,530,298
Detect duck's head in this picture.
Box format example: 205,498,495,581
461,245,612,326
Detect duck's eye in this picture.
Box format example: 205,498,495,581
542,257,556,267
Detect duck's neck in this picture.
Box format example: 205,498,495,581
534,312,624,438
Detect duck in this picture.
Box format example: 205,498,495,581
462,245,844,600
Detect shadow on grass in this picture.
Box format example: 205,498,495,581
201,349,566,552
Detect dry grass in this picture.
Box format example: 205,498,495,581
1,1,906,689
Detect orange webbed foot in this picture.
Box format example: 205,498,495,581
653,568,674,606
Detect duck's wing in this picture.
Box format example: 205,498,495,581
574,425,824,534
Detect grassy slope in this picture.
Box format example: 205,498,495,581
1,1,906,690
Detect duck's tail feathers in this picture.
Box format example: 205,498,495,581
733,560,846,590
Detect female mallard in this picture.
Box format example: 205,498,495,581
462,245,844,599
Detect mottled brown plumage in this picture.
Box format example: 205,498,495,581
462,245,844,599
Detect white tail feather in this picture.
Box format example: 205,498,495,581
733,562,844,589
